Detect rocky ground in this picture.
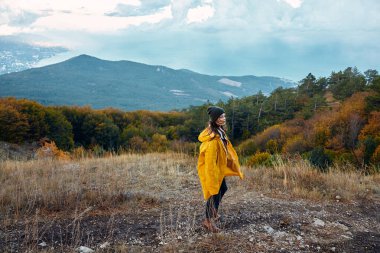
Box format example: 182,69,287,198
2,177,380,253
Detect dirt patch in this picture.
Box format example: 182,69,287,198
2,191,379,252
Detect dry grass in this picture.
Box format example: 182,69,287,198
1,152,380,252
244,155,380,202
1,152,379,220
0,152,197,219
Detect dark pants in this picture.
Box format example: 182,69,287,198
205,178,228,219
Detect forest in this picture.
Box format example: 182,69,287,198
1,67,379,171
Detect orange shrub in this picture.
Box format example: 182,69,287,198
36,140,70,160
359,111,380,140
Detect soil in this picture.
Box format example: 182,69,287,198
1,179,379,253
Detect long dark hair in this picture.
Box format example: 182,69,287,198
206,120,227,139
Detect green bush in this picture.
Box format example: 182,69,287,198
246,152,271,167
364,136,379,165
308,146,332,172
266,139,279,154
237,139,258,157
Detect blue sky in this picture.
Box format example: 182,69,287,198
1,0,379,81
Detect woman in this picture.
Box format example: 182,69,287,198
197,106,244,232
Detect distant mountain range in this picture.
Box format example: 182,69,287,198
0,54,296,111
0,37,67,75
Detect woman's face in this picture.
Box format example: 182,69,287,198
216,113,226,126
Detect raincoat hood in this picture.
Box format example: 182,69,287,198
198,128,217,143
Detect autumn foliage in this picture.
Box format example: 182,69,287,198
1,67,379,170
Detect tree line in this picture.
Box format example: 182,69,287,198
0,67,379,169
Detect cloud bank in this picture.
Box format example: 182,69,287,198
1,0,379,81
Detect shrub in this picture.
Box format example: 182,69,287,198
253,125,281,151
129,136,148,153
246,152,271,167
308,146,332,172
150,133,168,152
237,138,257,156
266,139,279,154
282,135,310,154
371,145,380,164
35,140,70,160
363,136,379,165
91,144,106,157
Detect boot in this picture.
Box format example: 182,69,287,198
202,219,220,233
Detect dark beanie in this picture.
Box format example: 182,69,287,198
207,106,225,122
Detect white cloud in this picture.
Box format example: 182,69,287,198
280,0,303,8
186,4,215,24
0,0,379,81
0,0,141,16
220,91,238,98
0,2,172,35
32,5,172,33
0,24,36,35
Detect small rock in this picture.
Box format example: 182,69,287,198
317,246,321,251
313,218,325,227
273,231,288,239
341,234,352,239
263,225,274,234
100,242,110,249
177,235,182,240
332,222,349,231
260,194,264,198
331,247,336,252
336,195,341,200
296,235,303,241
77,246,94,253
38,241,47,247
249,237,254,242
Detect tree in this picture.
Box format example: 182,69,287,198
59,106,91,146
0,103,29,143
81,112,120,149
328,67,366,100
299,73,317,97
17,99,49,141
364,69,379,85
44,108,74,151
365,76,380,112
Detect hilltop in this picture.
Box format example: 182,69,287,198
0,54,295,111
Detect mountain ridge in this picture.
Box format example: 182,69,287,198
0,54,296,111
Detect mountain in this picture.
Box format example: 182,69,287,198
0,37,68,75
0,54,296,111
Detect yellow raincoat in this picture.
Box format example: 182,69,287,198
197,127,244,200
